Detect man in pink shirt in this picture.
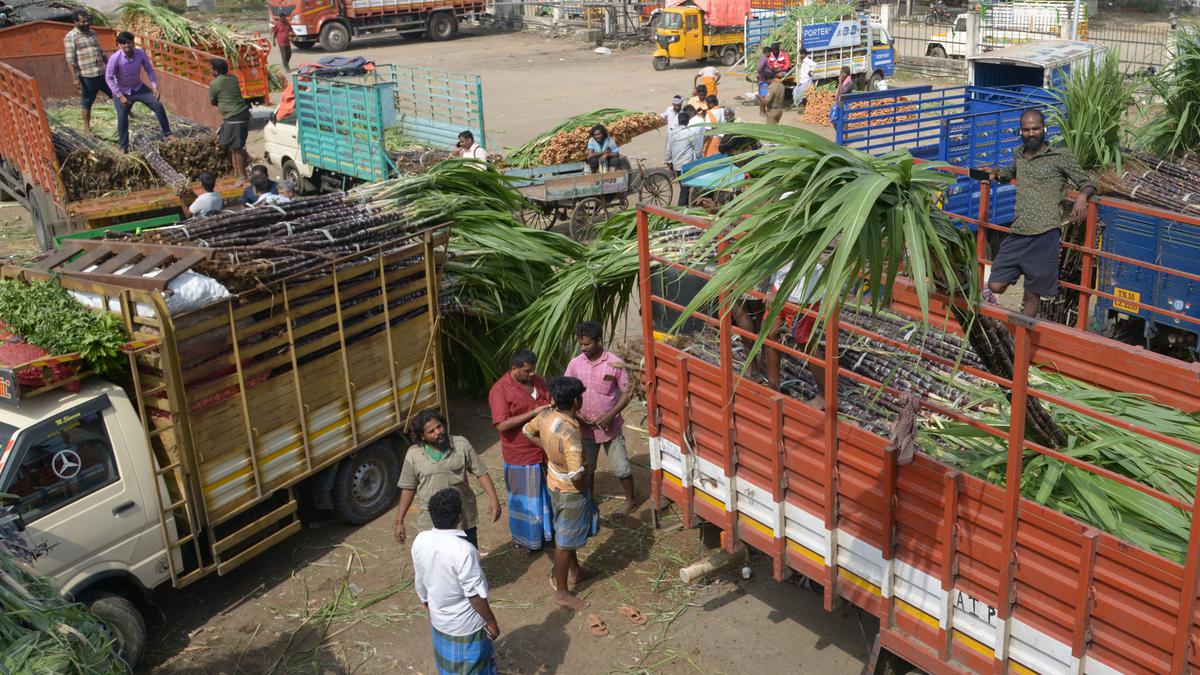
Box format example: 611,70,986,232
563,321,636,517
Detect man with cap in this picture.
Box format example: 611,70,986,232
662,95,684,166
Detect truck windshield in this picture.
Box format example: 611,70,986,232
660,12,683,30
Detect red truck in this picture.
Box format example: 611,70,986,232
635,181,1200,674
268,0,488,52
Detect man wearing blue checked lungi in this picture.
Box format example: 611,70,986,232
488,349,555,555
412,488,500,675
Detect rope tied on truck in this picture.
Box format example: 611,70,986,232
885,391,921,466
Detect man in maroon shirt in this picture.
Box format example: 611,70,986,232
272,13,294,72
488,349,554,554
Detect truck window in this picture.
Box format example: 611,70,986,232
686,14,698,31
661,12,682,29
955,17,966,32
2,408,118,523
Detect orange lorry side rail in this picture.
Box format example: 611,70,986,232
138,33,272,106
636,203,1200,675
0,60,63,203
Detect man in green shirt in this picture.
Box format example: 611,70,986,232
986,108,1095,318
209,57,250,185
393,409,502,549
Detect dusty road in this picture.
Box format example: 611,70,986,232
144,396,876,674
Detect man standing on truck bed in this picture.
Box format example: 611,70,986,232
105,31,173,153
64,9,111,138
209,58,250,186
394,409,502,549
986,108,1094,318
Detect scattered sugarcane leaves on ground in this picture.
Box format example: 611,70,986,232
0,535,129,674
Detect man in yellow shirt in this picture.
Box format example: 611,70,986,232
523,376,598,611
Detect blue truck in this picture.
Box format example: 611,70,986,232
265,62,485,190
744,12,895,91
836,39,1200,357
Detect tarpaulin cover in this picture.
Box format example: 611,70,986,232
665,0,750,27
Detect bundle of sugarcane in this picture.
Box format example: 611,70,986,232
57,151,160,201
146,161,524,293
1097,152,1200,215
0,536,128,673
506,109,663,168
117,0,266,64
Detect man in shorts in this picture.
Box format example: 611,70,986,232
64,9,111,138
523,376,598,611
987,108,1095,317
208,57,250,185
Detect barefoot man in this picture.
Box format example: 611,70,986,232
564,321,637,517
209,58,250,186
524,376,599,611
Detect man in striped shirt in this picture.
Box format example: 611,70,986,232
64,9,112,137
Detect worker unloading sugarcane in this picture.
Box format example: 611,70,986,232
105,31,175,153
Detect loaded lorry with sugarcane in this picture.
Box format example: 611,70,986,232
632,117,1200,673
0,210,451,667
0,21,270,251
746,9,895,91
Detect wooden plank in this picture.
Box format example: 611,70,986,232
216,520,302,576
127,249,176,276
92,247,145,275
60,245,114,272
212,498,298,555
35,242,84,270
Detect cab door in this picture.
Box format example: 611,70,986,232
0,396,150,586
681,11,703,60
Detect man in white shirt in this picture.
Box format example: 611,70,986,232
666,112,704,206
412,488,500,674
661,95,683,131
792,48,817,109
694,64,720,98
251,175,291,206
452,130,489,166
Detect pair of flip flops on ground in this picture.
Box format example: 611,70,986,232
586,605,647,637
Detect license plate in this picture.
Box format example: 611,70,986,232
292,25,308,36
1114,287,1141,313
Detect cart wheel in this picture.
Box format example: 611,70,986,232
639,170,675,208
520,204,557,230
570,197,606,240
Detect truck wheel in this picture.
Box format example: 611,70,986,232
87,593,145,668
869,72,884,90
281,159,311,196
294,39,317,50
719,45,739,66
427,12,458,41
319,22,351,51
332,445,399,525
653,56,670,71
928,45,947,59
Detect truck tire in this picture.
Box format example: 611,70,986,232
927,44,947,59
294,39,317,50
332,445,399,525
281,159,311,196
719,45,739,66
427,12,458,41
868,71,884,90
653,56,669,71
319,22,351,51
87,593,146,668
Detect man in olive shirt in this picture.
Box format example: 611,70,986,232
987,108,1095,318
759,70,785,125
394,409,502,549
209,57,250,185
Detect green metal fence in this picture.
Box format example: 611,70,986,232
391,66,485,152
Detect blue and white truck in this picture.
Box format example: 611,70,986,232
744,12,895,91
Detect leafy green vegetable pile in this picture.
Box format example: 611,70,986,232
0,279,127,377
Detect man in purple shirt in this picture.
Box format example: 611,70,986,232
563,321,637,517
105,31,173,153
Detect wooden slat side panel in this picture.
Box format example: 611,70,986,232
953,476,1004,607
892,455,947,576
836,426,888,550
1011,506,1087,645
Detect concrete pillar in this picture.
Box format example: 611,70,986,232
879,3,893,33
965,10,980,61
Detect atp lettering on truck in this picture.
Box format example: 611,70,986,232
955,589,998,626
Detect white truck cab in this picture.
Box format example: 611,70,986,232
263,116,319,195
926,4,1085,60
0,381,173,665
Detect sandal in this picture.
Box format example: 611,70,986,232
511,542,532,557
617,605,648,626
586,613,609,637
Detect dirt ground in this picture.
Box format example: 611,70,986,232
142,396,877,675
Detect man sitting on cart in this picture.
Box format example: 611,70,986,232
585,124,620,174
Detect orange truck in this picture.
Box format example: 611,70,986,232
635,192,1200,675
0,21,269,251
268,0,487,52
